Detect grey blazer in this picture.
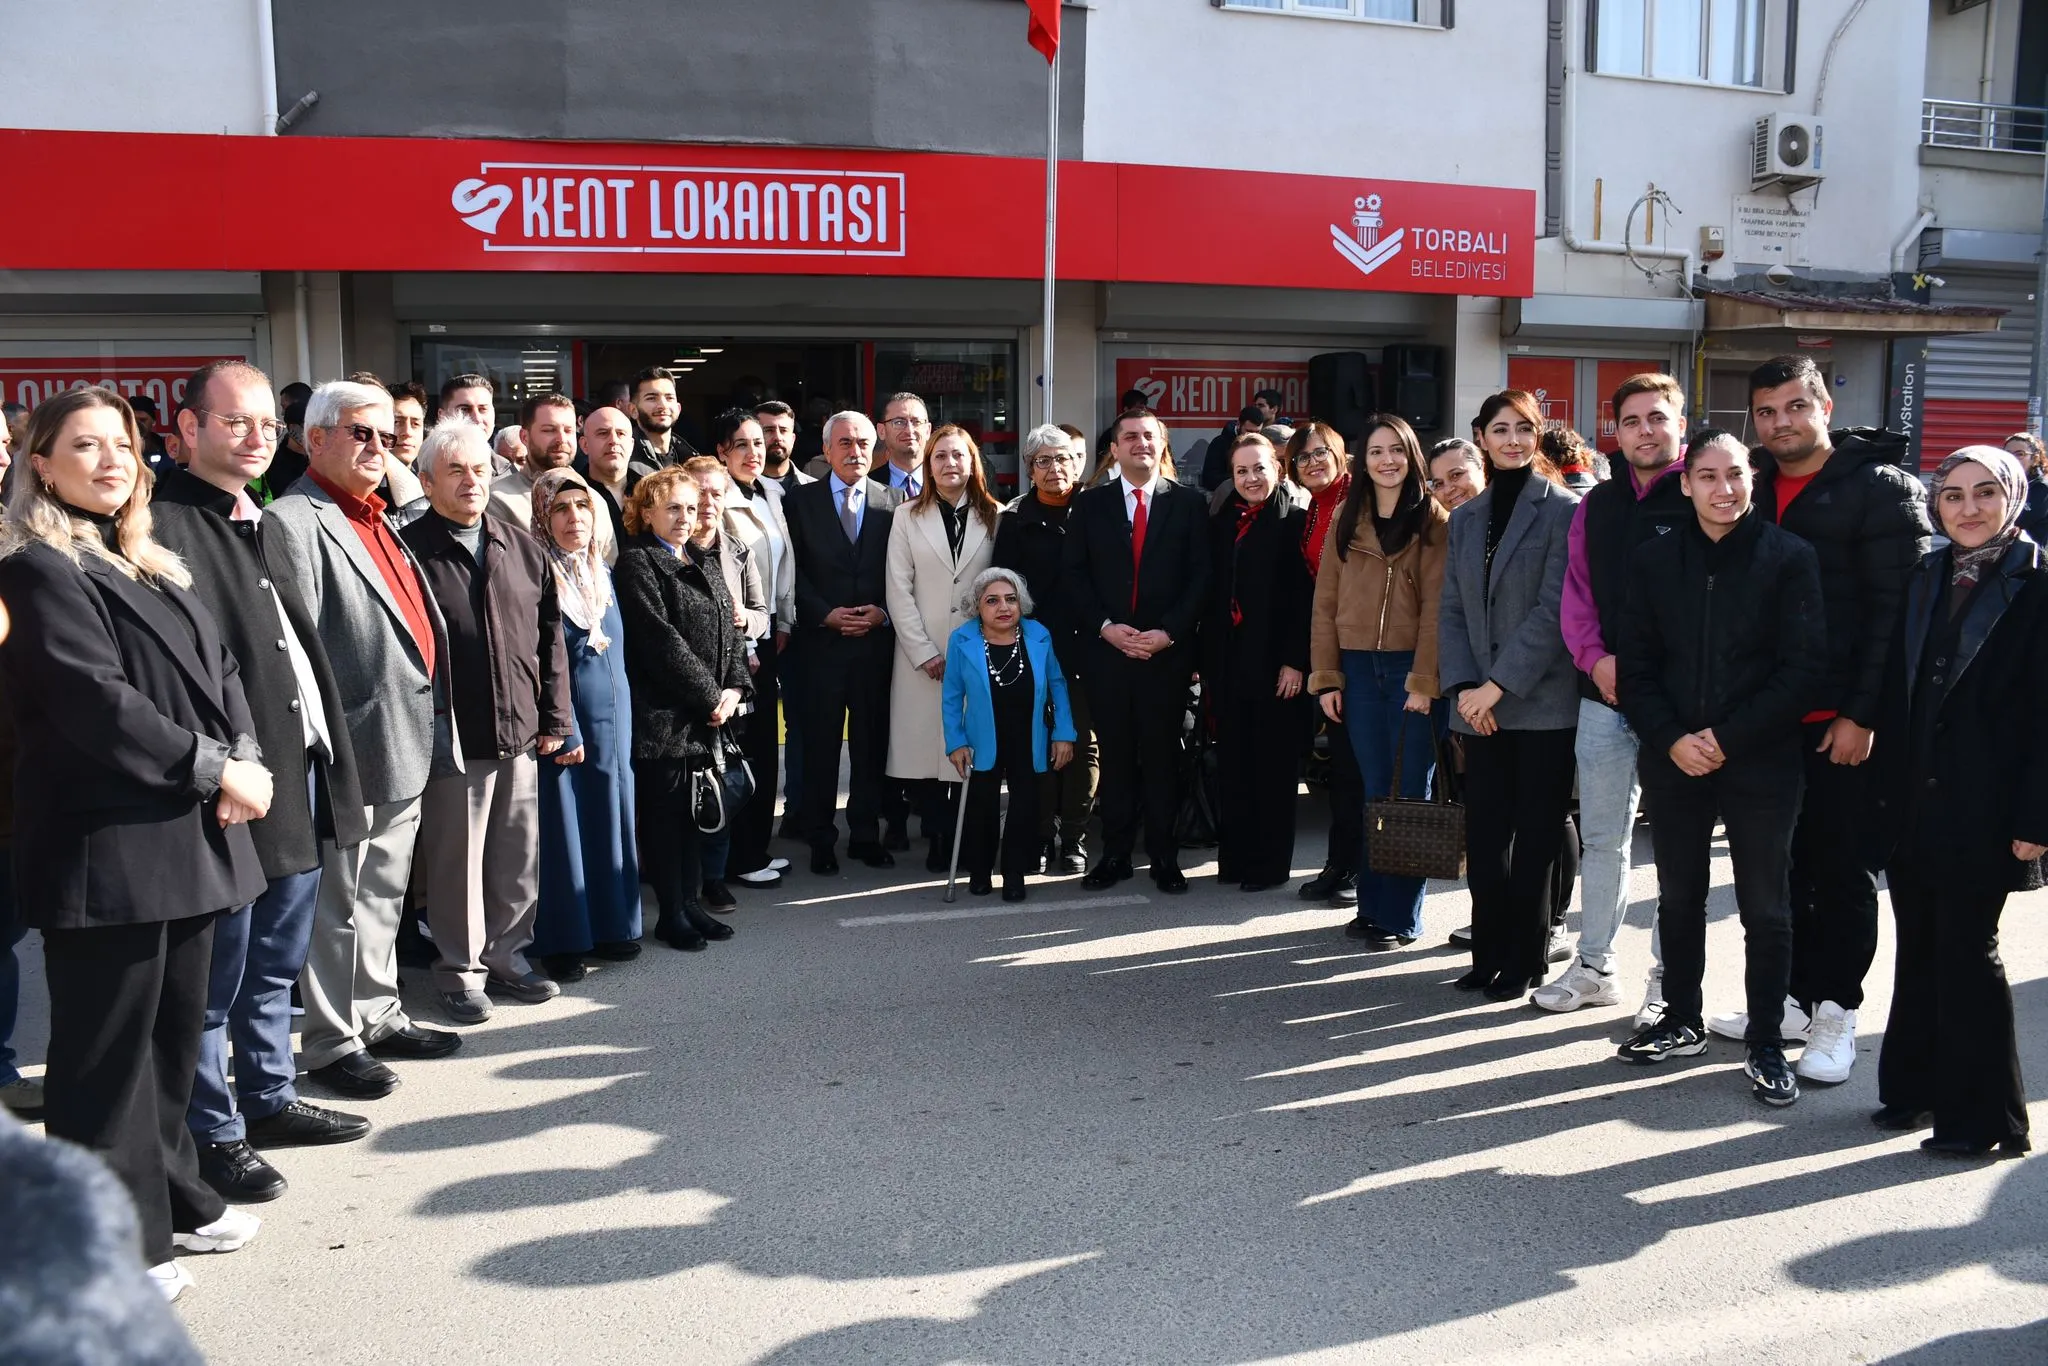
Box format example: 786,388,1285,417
1437,473,1582,734
262,476,459,806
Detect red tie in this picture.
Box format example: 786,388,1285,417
1129,487,1148,612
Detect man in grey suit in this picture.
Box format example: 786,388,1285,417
264,380,463,1100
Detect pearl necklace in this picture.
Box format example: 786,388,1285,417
985,636,1026,687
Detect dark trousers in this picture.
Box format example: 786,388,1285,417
43,914,227,1267
1787,720,1881,1010
729,649,781,876
1880,865,2029,1145
1462,727,1577,981
1217,687,1306,886
1091,650,1191,870
635,759,704,923
796,641,891,849
1641,755,1800,1043
1551,814,1580,929
1321,713,1365,877
0,849,20,1084
1036,676,1097,845
962,747,1041,886
188,864,322,1144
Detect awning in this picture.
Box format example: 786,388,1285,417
1702,288,2005,336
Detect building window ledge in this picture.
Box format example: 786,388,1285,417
1211,2,1449,31
1919,143,2044,175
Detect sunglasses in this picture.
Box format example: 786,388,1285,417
344,423,397,451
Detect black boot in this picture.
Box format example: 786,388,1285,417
655,910,707,952
682,898,735,941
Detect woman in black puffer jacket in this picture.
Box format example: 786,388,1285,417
615,465,752,952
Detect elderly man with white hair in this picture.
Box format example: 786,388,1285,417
263,380,464,1102
401,421,573,1024
781,410,904,873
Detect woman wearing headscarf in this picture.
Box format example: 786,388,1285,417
526,467,640,982
1867,445,2047,1158
1204,432,1315,891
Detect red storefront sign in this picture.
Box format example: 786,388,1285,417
0,354,244,413
1507,358,1577,431
1115,359,1312,427
0,129,1536,297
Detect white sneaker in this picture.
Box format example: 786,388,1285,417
1634,968,1667,1029
149,1261,194,1302
172,1206,261,1254
1706,996,1810,1044
1796,1001,1857,1084
766,857,791,872
1531,962,1621,1013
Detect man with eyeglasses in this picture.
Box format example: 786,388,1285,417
994,423,1098,874
152,362,386,1204
870,392,931,500
629,366,697,467
264,380,464,1105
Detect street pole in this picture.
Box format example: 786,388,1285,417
2030,158,2048,437
1042,47,1060,426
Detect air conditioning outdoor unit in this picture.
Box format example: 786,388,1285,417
1752,113,1825,189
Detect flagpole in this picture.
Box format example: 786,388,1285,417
1041,46,1060,426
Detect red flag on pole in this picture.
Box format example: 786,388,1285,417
1027,0,1060,63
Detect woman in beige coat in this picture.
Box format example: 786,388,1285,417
885,425,1001,870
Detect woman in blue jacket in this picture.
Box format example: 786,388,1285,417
943,567,1077,900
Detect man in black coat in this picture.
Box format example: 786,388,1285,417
1730,356,1933,1085
156,361,391,1207
1615,430,1826,1106
573,405,652,555
1061,407,1211,893
782,411,904,873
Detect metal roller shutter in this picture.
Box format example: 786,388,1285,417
1925,273,2034,402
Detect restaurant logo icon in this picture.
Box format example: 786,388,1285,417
1332,193,1403,278
451,178,513,235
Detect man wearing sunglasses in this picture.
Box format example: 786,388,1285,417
264,380,463,1106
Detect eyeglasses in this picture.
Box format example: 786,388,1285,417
1029,453,1079,470
343,423,397,451
1297,446,1336,464
882,416,930,431
195,410,287,444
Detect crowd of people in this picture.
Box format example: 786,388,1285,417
0,351,2042,1308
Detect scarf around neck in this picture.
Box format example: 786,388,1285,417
529,467,614,651
1933,446,2028,589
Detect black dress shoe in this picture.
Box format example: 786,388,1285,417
1453,968,1496,992
197,1140,287,1203
1922,1134,2031,1158
1872,1105,1933,1132
542,953,589,983
811,847,841,875
847,841,896,869
1082,857,1134,889
1300,867,1360,904
1059,848,1088,875
969,872,994,897
1154,867,1189,894
592,939,642,960
366,1023,463,1061
245,1099,372,1148
1360,928,1417,952
702,880,737,912
307,1049,400,1100
654,912,708,951
1485,974,1538,1002
882,823,911,852
1002,883,1028,903
682,901,735,941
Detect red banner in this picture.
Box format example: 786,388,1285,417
0,354,245,413
1594,359,1668,445
1115,359,1311,427
1507,358,1577,432
0,129,1536,298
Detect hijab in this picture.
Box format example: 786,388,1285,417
529,467,614,652
1932,445,2028,589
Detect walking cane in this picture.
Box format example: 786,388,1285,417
944,752,973,902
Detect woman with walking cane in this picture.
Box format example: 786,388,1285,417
942,567,1077,901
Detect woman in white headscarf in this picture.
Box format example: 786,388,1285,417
1867,445,2047,1159
526,467,640,981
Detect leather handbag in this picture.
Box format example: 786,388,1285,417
689,727,756,835
1366,722,1465,881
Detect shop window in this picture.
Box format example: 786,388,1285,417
414,340,572,421
870,340,1019,490
1592,0,1782,90
1215,0,1452,29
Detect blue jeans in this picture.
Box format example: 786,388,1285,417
188,864,323,1143
702,829,731,882
0,848,19,1085
1573,698,1661,975
1345,650,1434,939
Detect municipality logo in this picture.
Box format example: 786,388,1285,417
1332,193,1403,277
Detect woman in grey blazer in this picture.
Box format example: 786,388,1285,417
1438,390,1582,1001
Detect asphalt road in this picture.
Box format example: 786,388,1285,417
11,801,2048,1364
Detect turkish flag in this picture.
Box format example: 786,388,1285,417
1027,0,1060,62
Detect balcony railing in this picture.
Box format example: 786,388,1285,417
1922,98,2047,153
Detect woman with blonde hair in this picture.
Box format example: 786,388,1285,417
0,386,272,1298
885,423,1001,871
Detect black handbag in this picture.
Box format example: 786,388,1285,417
690,726,756,835
1366,722,1465,881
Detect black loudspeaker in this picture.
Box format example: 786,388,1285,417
1380,344,1445,432
1308,352,1374,448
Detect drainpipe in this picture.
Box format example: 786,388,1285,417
1891,209,1935,275
256,0,278,134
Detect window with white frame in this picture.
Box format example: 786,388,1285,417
1217,0,1451,27
1593,0,1784,89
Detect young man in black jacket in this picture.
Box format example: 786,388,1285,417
1615,431,1826,1106
1714,357,1932,1085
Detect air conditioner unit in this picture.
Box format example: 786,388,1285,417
1752,113,1825,189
